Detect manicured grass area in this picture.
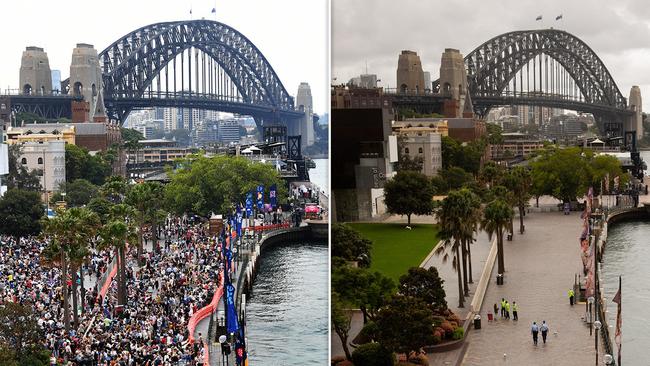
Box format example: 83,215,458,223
347,223,440,283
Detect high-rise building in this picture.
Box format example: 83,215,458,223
51,70,61,94
164,108,178,132
423,71,431,92
218,120,240,144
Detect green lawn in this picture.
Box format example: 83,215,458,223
347,223,440,283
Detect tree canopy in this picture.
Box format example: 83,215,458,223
164,155,284,216
375,295,435,354
331,223,372,266
65,144,112,185
5,145,41,191
0,303,50,366
0,189,43,238
383,170,435,225
332,265,394,323
398,266,447,313
51,179,98,207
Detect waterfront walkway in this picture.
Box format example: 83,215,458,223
463,211,603,365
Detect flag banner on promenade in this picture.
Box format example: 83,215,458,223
236,207,243,238
605,173,610,193
256,185,264,209
235,327,248,365
536,15,542,20
556,14,563,20
245,192,253,217
225,282,240,334
270,184,277,209
614,176,620,192
613,276,622,364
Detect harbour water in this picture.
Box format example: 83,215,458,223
310,158,329,193
599,150,650,363
244,242,328,365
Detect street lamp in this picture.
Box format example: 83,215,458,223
603,354,613,365
594,320,602,366
588,296,594,336
219,334,231,366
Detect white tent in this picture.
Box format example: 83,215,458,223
241,147,253,154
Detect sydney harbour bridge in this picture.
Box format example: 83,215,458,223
4,19,304,131
390,28,641,141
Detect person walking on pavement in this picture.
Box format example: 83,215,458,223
500,298,506,317
512,301,518,321
531,322,539,345
493,303,499,321
540,321,549,344
568,288,575,306
504,300,510,319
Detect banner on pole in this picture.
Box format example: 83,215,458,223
256,185,264,209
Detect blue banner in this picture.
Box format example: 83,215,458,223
236,209,243,238
269,184,277,209
245,192,253,217
256,185,264,209
225,282,239,334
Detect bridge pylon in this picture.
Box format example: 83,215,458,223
19,47,52,95
439,48,469,118
627,86,643,141
69,43,107,121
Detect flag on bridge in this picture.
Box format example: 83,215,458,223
211,7,216,13
536,15,542,21
556,14,563,20
245,192,253,218
225,282,240,334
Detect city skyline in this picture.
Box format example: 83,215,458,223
333,0,650,104
1,0,329,115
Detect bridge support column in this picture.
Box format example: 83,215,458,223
628,86,643,141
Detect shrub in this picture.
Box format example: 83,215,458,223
440,321,454,338
331,355,346,365
358,321,379,343
452,327,465,340
432,333,442,344
408,352,430,365
351,343,394,366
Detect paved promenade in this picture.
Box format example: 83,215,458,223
463,211,603,365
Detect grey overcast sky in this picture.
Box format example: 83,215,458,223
1,0,329,115
332,0,650,106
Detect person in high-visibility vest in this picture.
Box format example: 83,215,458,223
512,301,519,321
504,301,510,319
500,298,506,317
568,288,575,306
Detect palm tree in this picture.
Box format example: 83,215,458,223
126,182,164,260
100,176,127,204
98,204,137,305
461,191,482,286
42,209,75,332
481,199,513,275
435,190,474,308
66,208,100,323
504,167,532,234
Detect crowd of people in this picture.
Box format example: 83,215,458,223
0,215,226,366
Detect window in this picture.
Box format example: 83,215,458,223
38,157,43,164
418,147,423,154
405,148,410,154
21,158,27,164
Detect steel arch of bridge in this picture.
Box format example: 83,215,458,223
67,19,301,122
435,29,628,116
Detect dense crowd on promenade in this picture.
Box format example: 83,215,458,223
0,215,224,366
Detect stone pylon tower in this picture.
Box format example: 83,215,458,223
628,86,643,141
439,48,469,118
396,50,425,94
69,43,106,121
19,46,52,95
295,82,315,147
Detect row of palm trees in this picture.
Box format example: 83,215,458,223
41,180,165,333
435,164,532,308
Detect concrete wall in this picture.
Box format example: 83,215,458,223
19,140,65,193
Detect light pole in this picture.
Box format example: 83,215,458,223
588,296,594,336
594,320,602,365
